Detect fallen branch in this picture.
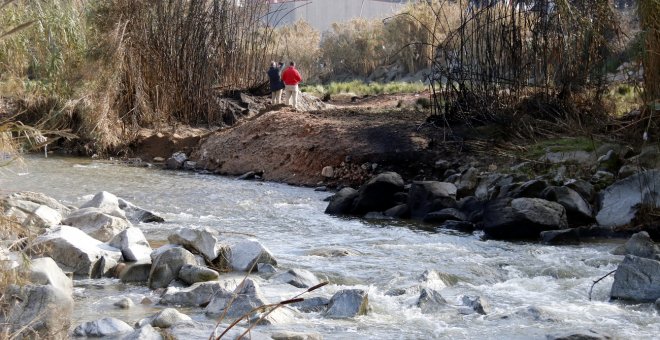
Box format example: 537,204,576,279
588,269,617,301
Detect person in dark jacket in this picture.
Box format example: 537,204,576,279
267,62,285,104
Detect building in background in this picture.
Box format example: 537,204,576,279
267,0,414,32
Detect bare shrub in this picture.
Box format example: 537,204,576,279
320,19,387,78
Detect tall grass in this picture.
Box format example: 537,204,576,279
302,81,426,97
272,20,322,81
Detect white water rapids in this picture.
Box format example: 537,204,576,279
2,156,658,339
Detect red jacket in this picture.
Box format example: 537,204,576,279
281,67,302,86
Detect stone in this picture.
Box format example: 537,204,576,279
120,262,152,283
139,308,193,328
324,187,358,215
483,198,568,239
94,255,119,278
153,157,165,162
62,207,132,242
6,191,71,216
229,238,277,272
1,197,63,232
618,165,638,179
178,264,220,285
271,268,320,288
73,317,134,337
408,181,458,220
114,297,134,309
591,171,615,187
546,330,612,340
542,186,594,225
540,150,595,165
434,159,451,170
596,170,660,227
237,171,256,180
455,167,479,198
271,331,323,340
205,279,268,318
27,257,73,294
510,179,549,199
627,145,660,168
148,246,199,289
614,231,660,260
110,227,152,262
351,172,405,214
324,289,368,319
4,284,74,340
168,227,222,261
540,228,581,245
565,179,596,203
383,204,409,218
183,161,196,170
165,152,188,170
474,173,505,200
363,212,393,220
121,324,163,340
461,295,490,315
438,220,475,233
257,263,277,273
597,149,621,173
321,166,334,178
117,198,164,223
161,281,226,307
290,297,330,313
416,288,447,314
80,191,124,216
33,225,122,277
610,255,660,302
423,208,466,223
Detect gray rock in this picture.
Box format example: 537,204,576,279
614,231,660,259
423,208,466,223
28,257,73,294
324,187,358,215
4,284,74,340
237,171,256,180
291,297,330,313
384,204,409,218
509,180,549,199
33,225,122,277
168,227,222,262
94,255,119,278
474,173,505,200
229,238,277,272
540,150,595,165
1,197,63,232
321,166,334,178
618,165,638,179
627,145,660,168
63,207,132,242
138,308,193,328
114,297,134,309
610,255,660,302
483,198,568,239
178,264,220,285
6,191,71,216
363,212,393,220
591,171,615,186
271,331,323,340
121,324,162,340
110,227,152,262
416,288,447,313
257,263,277,273
272,268,320,288
161,281,226,307
73,317,134,337
183,161,197,170
117,198,164,223
165,152,187,170
565,179,596,203
351,172,405,214
596,170,660,227
205,278,268,318
438,220,475,232
325,289,368,318
546,330,612,340
79,191,124,217
543,186,594,225
307,248,356,257
655,298,660,311
461,295,490,315
597,149,621,173
540,229,581,245
148,246,198,289
408,181,457,220
120,262,152,283
455,167,479,198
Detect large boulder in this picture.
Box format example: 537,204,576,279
110,227,153,262
543,186,594,225
483,198,568,239
33,225,122,277
118,198,164,223
80,191,124,217
324,187,358,215
27,257,73,294
160,282,226,307
119,262,152,283
1,197,63,232
324,289,368,319
509,180,550,199
168,227,223,262
73,317,134,337
62,207,132,242
610,255,660,302
6,191,71,216
408,181,457,220
613,231,660,260
228,238,277,272
205,279,268,318
351,172,405,214
474,173,506,200
3,284,74,340
178,264,220,285
596,170,660,227
271,268,320,289
148,246,199,289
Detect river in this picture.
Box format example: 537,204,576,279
2,156,658,339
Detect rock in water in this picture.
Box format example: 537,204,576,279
546,330,612,340
27,257,73,294
271,268,320,288
165,152,188,170
118,197,164,223
178,264,220,285
483,198,568,239
408,181,457,220
291,297,330,313
205,279,268,318
325,289,368,318
610,255,660,302
114,297,134,309
596,170,660,227
228,238,277,272
148,246,198,289
324,187,358,215
109,227,152,262
351,172,405,214
161,282,226,307
138,308,193,328
168,227,222,261
416,288,447,314
121,324,163,340
73,317,134,337
614,231,660,260
461,295,490,315
62,207,132,242
540,228,581,245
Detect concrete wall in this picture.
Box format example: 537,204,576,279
268,0,412,32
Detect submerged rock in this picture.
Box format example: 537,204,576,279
325,289,368,319
610,255,660,302
73,317,134,337
271,268,320,288
460,295,490,315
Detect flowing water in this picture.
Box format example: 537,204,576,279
2,156,658,339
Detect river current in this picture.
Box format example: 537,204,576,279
2,156,658,339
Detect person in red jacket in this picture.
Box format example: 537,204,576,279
281,61,302,110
